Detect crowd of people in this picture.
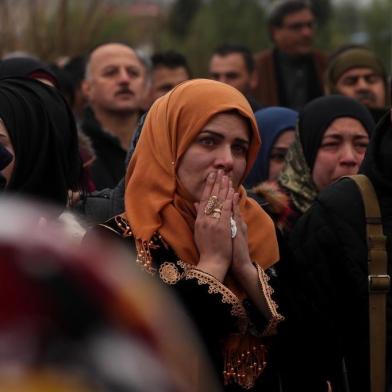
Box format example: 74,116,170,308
0,0,390,391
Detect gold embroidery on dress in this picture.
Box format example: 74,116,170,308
254,264,285,336
159,262,182,285
184,268,247,319
135,239,156,275
176,258,192,272
114,215,133,237
223,334,268,390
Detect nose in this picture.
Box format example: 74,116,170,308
216,75,228,84
302,26,313,36
339,143,361,167
118,68,131,83
355,76,369,90
214,145,234,173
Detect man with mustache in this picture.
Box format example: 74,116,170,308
252,0,326,110
81,43,150,189
325,45,390,123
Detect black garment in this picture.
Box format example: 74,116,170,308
81,107,127,190
275,50,324,111
278,110,392,391
88,215,280,392
0,144,13,190
299,95,375,169
74,114,147,223
0,57,58,86
369,107,389,124
0,77,81,206
73,178,125,225
245,94,263,112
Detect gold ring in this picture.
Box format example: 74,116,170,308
204,195,218,215
211,211,221,219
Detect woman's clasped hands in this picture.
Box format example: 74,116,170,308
194,169,254,283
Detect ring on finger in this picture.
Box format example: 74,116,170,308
204,195,218,215
211,207,222,219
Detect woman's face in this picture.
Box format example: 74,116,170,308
0,120,14,186
177,112,250,202
312,117,369,191
268,129,295,181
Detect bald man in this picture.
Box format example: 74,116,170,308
81,43,150,189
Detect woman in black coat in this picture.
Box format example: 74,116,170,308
278,109,391,391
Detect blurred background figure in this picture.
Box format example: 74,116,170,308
324,45,390,122
0,198,220,392
0,77,81,209
0,144,13,191
0,56,96,194
81,43,150,190
244,107,297,188
144,50,191,109
62,55,89,121
209,43,261,111
253,0,326,109
0,56,58,87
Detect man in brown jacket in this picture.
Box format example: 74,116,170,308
253,0,326,109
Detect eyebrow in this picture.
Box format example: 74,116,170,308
270,146,289,152
199,130,250,145
323,133,369,139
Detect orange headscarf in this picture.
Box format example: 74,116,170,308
125,79,278,270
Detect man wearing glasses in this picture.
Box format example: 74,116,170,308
252,0,326,110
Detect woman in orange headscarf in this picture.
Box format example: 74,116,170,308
92,79,283,391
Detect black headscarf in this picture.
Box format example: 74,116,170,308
0,57,58,87
361,110,392,188
299,95,375,170
0,78,81,206
0,144,13,190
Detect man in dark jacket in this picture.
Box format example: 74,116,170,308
81,43,150,190
252,0,326,109
278,109,391,391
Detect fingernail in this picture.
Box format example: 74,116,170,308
209,172,216,180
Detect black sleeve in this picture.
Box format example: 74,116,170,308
276,201,346,392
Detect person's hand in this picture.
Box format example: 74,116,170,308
194,169,234,282
231,192,254,280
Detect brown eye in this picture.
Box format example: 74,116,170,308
198,137,215,146
354,142,368,152
103,68,117,77
270,153,286,162
232,144,247,155
127,68,141,78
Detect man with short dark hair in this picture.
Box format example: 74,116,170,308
145,50,191,107
325,45,390,122
209,44,261,111
252,0,326,109
81,42,150,189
